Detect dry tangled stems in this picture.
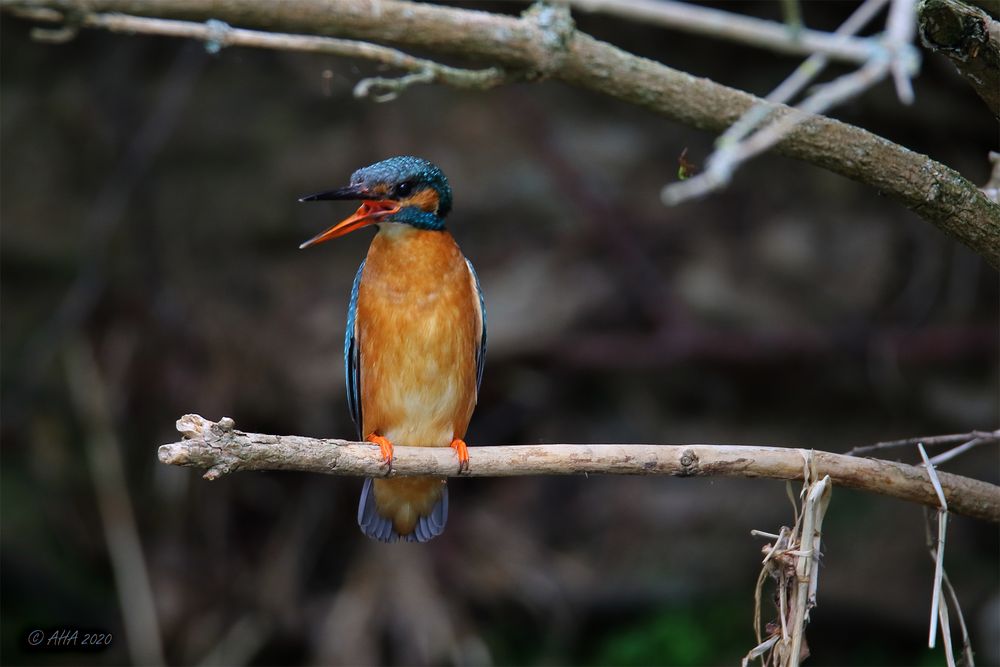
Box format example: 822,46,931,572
744,456,832,667
739,442,982,667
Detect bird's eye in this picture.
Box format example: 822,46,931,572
395,182,413,198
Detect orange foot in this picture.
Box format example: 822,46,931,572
450,438,470,474
366,433,394,472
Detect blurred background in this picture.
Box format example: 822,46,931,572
2,1,998,665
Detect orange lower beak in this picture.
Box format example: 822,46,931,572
299,200,401,249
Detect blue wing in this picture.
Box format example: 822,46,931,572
345,260,365,439
466,258,487,396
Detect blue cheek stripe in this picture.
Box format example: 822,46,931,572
389,207,446,230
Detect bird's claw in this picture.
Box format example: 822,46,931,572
366,433,394,475
450,438,470,474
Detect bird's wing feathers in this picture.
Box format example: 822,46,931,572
466,257,487,397
345,260,365,440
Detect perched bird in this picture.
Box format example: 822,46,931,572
299,156,486,543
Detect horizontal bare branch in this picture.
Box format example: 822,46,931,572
4,0,999,268
8,8,507,100
160,415,1000,524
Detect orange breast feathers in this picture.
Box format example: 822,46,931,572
355,225,482,448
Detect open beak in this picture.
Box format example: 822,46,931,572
298,185,401,249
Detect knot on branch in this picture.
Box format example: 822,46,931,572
521,1,575,79
354,69,435,103
678,449,700,475
161,414,242,480
203,19,232,54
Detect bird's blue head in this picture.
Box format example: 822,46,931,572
298,156,452,248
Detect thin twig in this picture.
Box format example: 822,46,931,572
940,571,976,666
354,69,435,103
751,530,783,540
8,9,509,99
568,0,875,63
780,0,804,38
886,0,919,104
918,443,948,651
159,415,1000,523
714,0,890,154
847,430,999,456
660,0,920,207
939,592,956,667
663,59,887,205
928,437,992,466
922,508,977,666
742,635,779,667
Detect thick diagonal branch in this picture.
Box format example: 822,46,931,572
159,415,1000,524
4,0,999,268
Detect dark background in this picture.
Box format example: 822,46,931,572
2,1,998,665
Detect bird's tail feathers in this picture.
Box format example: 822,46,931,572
357,477,448,543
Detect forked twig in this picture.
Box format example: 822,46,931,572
847,429,999,457
661,0,920,207
928,437,993,466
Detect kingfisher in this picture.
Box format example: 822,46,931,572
299,156,486,543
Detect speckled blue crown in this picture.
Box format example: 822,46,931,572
352,156,452,218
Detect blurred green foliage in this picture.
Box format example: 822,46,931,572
589,604,745,666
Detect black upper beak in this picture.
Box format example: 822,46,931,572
298,184,373,203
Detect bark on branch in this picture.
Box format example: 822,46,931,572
918,0,1000,118
160,415,1000,524
5,0,1000,268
